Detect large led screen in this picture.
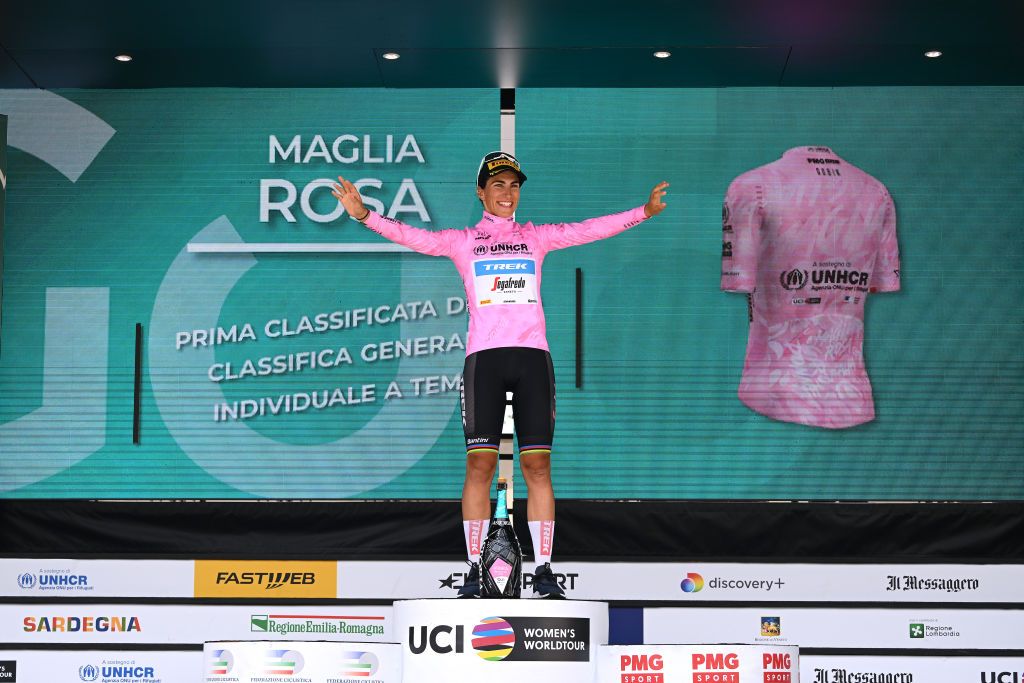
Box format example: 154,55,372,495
0,87,1021,499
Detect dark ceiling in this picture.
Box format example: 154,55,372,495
1,0,1021,89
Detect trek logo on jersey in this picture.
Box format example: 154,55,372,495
474,259,538,306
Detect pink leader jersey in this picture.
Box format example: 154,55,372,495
364,206,649,355
722,146,901,429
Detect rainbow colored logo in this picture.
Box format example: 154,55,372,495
208,649,234,676
341,650,380,677
264,649,304,676
680,572,705,593
471,617,516,661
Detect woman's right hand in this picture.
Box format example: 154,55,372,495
331,176,370,221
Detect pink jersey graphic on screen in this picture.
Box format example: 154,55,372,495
722,146,900,429
364,206,648,355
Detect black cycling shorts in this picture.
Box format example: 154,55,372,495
461,347,555,457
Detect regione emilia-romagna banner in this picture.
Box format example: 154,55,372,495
0,89,495,498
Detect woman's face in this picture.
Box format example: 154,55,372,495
476,170,521,218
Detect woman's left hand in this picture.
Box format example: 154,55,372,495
644,181,669,218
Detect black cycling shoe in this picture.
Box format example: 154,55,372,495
532,562,566,599
458,562,481,598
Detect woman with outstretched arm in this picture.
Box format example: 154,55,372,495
333,152,667,598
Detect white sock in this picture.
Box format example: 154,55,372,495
528,520,555,565
464,519,489,562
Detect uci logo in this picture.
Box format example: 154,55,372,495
408,624,465,654
779,269,808,290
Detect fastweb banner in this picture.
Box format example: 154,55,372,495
0,89,494,498
643,607,1024,649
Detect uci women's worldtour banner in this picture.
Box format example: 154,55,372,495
0,89,495,498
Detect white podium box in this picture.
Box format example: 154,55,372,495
203,640,401,683
600,644,799,683
394,599,608,683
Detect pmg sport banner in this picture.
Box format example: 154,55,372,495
0,89,494,498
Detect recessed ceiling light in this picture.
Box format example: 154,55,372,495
114,54,133,63
924,50,942,58
382,52,400,61
653,51,671,59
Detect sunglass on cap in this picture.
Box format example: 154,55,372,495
477,151,527,187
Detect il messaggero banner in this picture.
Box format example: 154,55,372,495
800,656,1024,683
0,89,495,499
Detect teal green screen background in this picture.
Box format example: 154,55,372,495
1,87,1021,499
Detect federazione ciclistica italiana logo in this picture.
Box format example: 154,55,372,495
340,651,380,677
264,649,305,676
208,650,234,676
